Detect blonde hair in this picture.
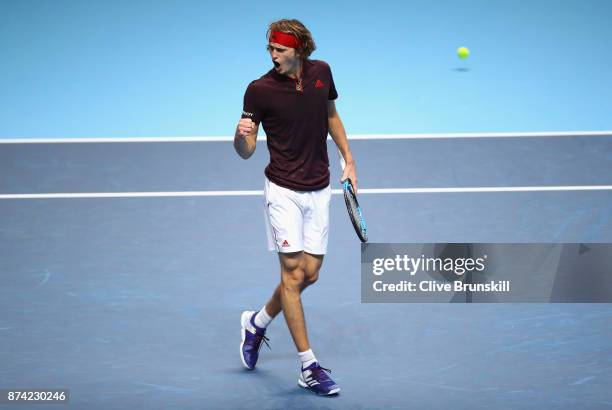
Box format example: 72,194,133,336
267,19,316,60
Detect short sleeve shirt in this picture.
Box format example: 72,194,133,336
241,59,338,191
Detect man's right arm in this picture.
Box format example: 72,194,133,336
234,118,259,159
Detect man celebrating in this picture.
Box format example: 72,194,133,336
234,19,356,396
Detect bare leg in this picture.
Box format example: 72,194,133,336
270,251,323,352
263,284,283,318
263,254,320,318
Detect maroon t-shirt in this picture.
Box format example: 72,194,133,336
241,59,338,191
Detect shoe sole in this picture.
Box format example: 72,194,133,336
239,311,254,370
298,378,340,396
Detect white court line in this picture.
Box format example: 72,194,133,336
1,185,612,200
1,131,611,143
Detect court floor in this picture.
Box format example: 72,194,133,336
1,134,612,409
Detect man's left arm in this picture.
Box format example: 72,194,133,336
328,100,358,192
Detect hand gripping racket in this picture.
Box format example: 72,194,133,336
339,151,368,242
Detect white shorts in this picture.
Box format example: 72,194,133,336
263,178,331,255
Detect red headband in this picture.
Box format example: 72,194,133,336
269,31,302,49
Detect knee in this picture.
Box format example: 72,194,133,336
281,267,306,291
303,269,319,288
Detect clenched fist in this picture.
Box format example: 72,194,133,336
237,118,255,138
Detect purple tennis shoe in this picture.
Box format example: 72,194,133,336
240,311,270,370
298,362,340,396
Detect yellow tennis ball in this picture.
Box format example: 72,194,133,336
457,46,470,59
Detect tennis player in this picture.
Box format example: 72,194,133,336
234,19,357,396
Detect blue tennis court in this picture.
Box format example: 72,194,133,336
2,1,612,409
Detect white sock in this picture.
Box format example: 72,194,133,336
298,348,317,369
254,305,273,329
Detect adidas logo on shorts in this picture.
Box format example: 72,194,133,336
282,240,290,247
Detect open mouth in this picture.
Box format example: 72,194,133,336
273,61,280,69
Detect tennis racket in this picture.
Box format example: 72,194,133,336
338,151,368,242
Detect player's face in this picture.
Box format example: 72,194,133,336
268,42,300,76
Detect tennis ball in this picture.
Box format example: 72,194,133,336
457,46,470,59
